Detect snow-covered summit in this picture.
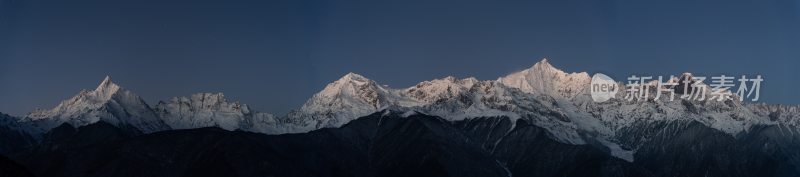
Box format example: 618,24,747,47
284,72,391,131
280,66,583,136
154,92,278,133
404,76,478,103
277,58,796,162
497,58,591,98
7,59,797,163
94,76,120,99
22,76,169,135
27,76,119,119
317,72,389,109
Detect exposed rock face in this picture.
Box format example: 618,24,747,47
154,92,278,133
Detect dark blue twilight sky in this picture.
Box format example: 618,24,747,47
0,0,798,116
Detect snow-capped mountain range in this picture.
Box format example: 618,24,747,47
153,92,279,133
21,76,169,135
3,59,799,162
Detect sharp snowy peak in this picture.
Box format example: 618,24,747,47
6,59,797,163
278,59,800,162
155,93,278,133
282,73,482,133
285,73,391,131
497,58,591,98
22,76,170,135
281,66,579,138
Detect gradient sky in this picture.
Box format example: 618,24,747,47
1,0,798,116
